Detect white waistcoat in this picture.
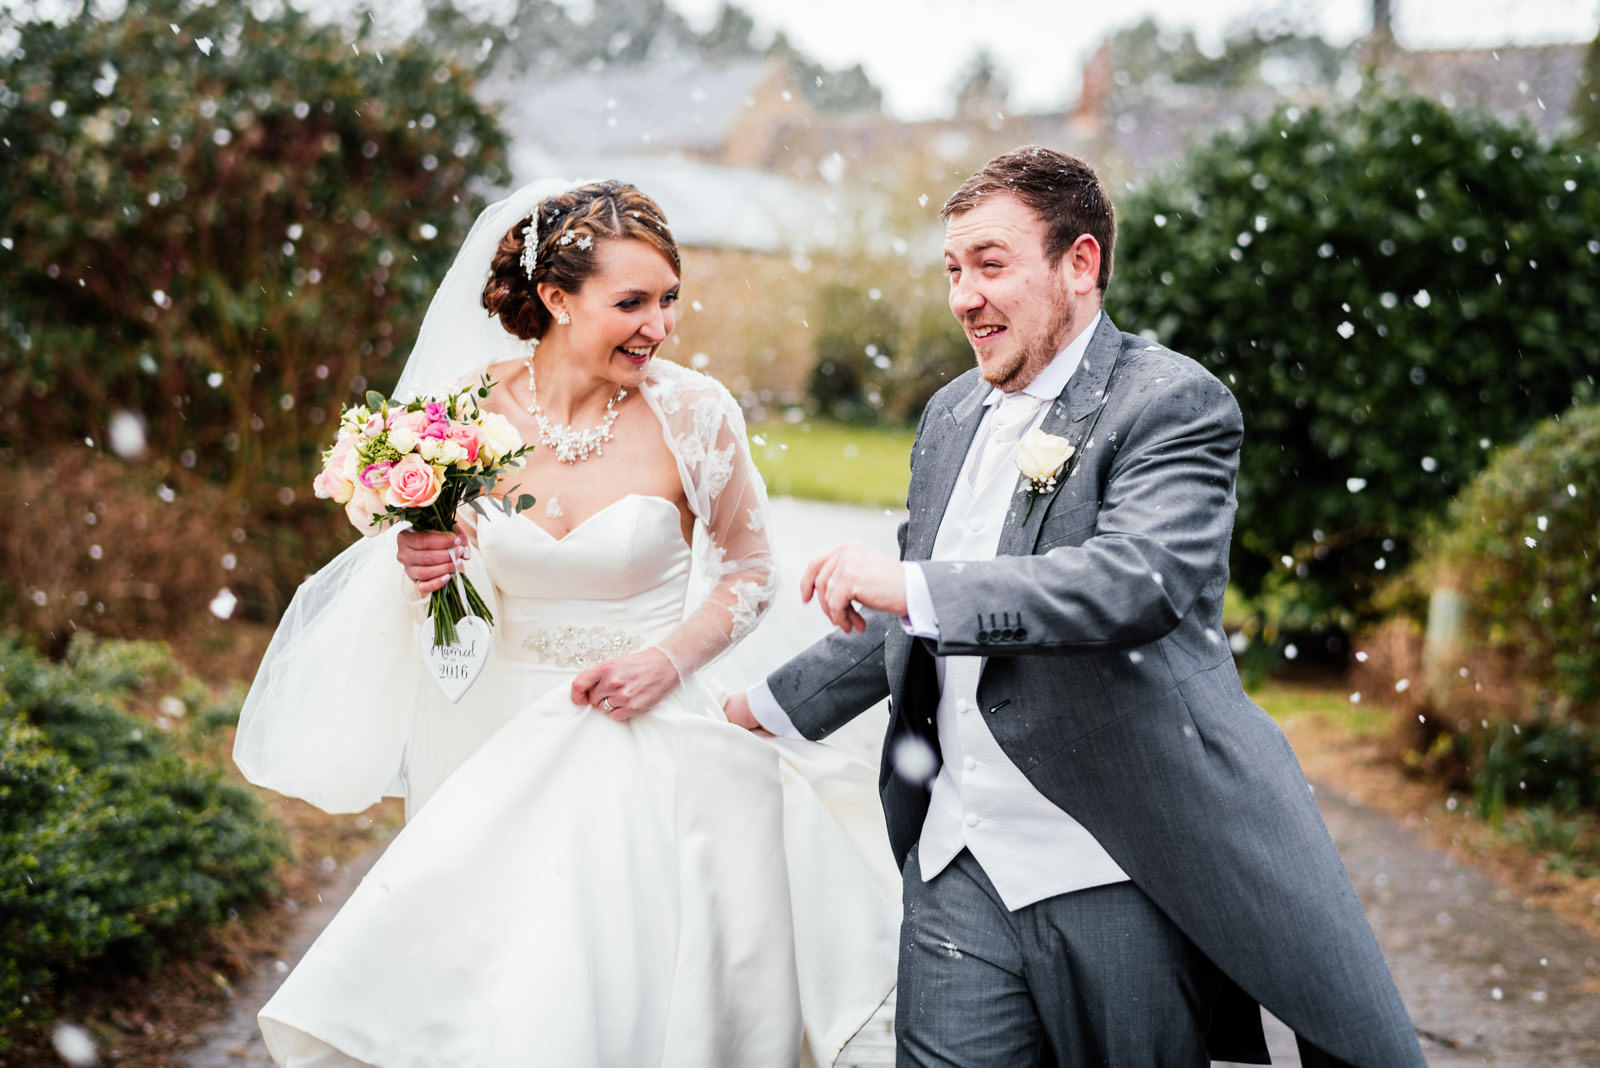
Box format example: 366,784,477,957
916,426,1130,911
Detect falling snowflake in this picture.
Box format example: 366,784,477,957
890,734,937,784
52,1023,97,1067
209,588,238,619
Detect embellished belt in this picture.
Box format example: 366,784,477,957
520,624,643,668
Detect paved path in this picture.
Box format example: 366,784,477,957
187,499,1600,1066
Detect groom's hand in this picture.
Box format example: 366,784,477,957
723,691,764,732
801,540,906,635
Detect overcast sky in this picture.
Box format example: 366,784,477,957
668,0,1600,118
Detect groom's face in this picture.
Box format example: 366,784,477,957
944,194,1077,393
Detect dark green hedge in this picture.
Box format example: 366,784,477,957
0,0,506,514
1112,89,1600,633
0,636,284,1041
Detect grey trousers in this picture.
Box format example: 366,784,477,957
895,846,1221,1068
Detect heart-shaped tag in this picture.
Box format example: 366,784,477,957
420,615,492,703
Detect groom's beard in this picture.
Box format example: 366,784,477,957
975,277,1077,393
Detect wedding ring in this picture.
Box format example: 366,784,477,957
601,697,614,712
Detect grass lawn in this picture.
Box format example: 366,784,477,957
749,420,915,508
1249,678,1394,739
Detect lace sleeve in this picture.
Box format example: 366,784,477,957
643,361,778,680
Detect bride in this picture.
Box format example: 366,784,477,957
233,178,899,1067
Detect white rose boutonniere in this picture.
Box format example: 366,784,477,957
1016,429,1075,522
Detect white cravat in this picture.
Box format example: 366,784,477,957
970,391,1046,489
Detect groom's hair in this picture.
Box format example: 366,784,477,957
941,146,1115,293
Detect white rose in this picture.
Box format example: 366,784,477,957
1016,430,1074,483
340,406,371,433
421,437,467,466
387,427,419,454
477,411,522,463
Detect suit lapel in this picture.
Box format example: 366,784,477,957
997,316,1122,555
906,375,989,561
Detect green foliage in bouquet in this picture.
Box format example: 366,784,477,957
0,635,284,1042
0,0,507,507
1112,88,1600,634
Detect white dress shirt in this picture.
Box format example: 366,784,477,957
751,313,1128,910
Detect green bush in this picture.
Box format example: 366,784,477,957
0,0,506,515
0,635,284,1041
1433,402,1600,710
1112,89,1600,634
803,265,970,426
1373,403,1600,823
808,283,902,423
1437,716,1600,828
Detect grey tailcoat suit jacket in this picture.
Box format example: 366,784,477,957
765,316,1424,1067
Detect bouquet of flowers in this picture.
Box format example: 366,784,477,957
313,376,533,649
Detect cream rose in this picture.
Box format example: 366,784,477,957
384,454,444,509
477,411,522,463
1016,429,1074,483
388,426,420,454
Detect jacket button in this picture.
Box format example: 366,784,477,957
1015,627,1028,641
1000,627,1014,640
976,631,990,643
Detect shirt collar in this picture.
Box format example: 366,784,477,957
983,310,1102,410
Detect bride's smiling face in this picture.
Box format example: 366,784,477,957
549,237,680,388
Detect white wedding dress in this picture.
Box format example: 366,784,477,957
238,364,900,1068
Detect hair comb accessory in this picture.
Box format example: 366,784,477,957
519,213,540,280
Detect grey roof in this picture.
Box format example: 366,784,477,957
1379,43,1587,139
495,59,776,156
506,146,854,254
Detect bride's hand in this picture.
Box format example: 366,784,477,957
397,523,471,594
572,648,680,722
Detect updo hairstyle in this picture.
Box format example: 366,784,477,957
481,180,680,341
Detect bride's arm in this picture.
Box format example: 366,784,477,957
651,378,776,680
571,372,777,720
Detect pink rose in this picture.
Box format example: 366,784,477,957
359,461,393,490
389,409,428,434
313,466,351,503
344,483,387,533
422,419,451,440
313,436,357,503
384,454,443,509
446,422,481,464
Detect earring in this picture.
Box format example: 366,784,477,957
556,310,571,326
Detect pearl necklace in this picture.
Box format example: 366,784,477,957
523,348,627,464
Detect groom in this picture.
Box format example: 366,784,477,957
726,147,1425,1066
